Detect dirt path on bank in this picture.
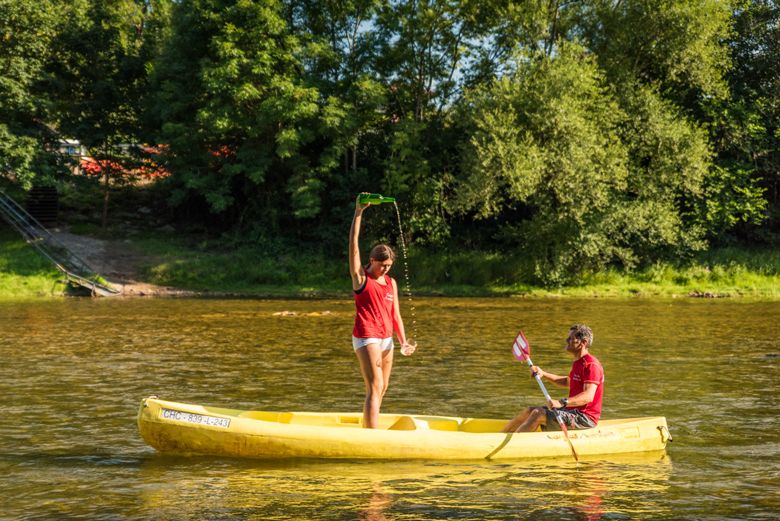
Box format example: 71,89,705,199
51,231,198,297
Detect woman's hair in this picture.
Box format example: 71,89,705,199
369,244,396,262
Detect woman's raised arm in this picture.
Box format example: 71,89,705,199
349,195,370,291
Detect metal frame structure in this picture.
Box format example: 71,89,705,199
0,189,119,296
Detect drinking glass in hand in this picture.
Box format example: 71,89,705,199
400,341,417,356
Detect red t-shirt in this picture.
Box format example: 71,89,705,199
353,275,395,339
568,353,604,423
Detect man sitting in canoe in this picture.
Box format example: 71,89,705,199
502,324,604,433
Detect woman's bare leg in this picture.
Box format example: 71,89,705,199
356,343,384,428
380,347,394,399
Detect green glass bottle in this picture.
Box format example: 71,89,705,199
358,193,396,204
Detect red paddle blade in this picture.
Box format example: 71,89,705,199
512,330,531,362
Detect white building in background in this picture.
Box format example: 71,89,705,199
57,139,87,174
57,139,85,157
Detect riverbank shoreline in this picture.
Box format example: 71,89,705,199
2,228,780,300
4,276,779,301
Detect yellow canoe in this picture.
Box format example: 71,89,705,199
137,396,671,461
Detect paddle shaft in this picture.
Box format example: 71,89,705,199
523,358,579,461
526,359,554,403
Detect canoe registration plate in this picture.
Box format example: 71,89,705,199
162,408,231,428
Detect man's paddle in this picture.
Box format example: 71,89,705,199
512,330,579,462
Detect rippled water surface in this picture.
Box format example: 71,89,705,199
1,297,778,520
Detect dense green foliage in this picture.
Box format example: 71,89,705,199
2,0,779,286
0,0,65,186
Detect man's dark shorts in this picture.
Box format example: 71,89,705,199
542,407,597,431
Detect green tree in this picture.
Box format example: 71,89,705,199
456,42,728,283
712,0,778,241
457,45,630,283
150,0,323,232
46,0,158,227
0,0,63,187
576,0,733,102
614,84,715,261
373,0,503,243
568,1,764,245
284,0,388,234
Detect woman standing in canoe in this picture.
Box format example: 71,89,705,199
349,194,416,428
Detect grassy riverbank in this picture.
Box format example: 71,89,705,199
3,226,779,299
123,241,780,298
0,230,65,298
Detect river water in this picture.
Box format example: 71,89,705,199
0,297,778,520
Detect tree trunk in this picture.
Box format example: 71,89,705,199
101,167,110,229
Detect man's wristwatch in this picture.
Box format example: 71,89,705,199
559,398,568,408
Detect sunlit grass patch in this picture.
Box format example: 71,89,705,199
143,244,348,294
0,230,65,298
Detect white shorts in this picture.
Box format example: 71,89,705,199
352,336,394,352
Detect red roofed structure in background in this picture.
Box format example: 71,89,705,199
78,144,171,182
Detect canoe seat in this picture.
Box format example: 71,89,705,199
458,418,507,433
388,416,418,430
417,417,460,431
387,416,460,431
282,412,364,427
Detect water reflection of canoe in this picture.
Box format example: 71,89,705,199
138,455,673,519
137,396,671,461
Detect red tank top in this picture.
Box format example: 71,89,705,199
568,353,604,423
353,274,395,339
